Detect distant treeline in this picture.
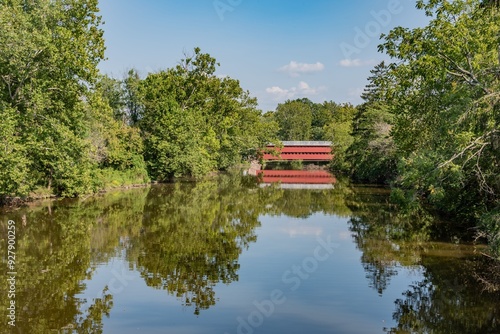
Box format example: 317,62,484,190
0,1,498,255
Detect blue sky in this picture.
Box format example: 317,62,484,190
98,0,429,112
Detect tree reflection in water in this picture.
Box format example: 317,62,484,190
0,174,499,332
132,176,261,315
129,173,352,315
386,255,500,333
346,185,500,333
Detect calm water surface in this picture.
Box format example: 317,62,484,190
0,173,499,334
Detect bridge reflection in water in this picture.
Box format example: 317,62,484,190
257,170,336,189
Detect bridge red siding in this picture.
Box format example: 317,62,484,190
262,153,333,161
262,145,333,161
265,146,332,153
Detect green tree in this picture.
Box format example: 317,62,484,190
311,100,336,140
96,75,126,122
0,0,105,198
87,90,149,188
0,104,31,198
348,102,396,183
324,103,357,172
347,62,397,183
139,48,268,179
123,68,143,125
273,99,313,141
378,0,500,254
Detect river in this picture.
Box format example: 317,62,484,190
0,172,499,333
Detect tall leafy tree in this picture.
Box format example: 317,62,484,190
87,87,148,184
139,48,268,180
311,100,335,140
123,68,143,125
378,0,499,252
0,0,105,197
273,99,313,141
96,74,126,122
324,103,357,172
348,62,397,183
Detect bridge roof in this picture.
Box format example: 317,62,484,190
268,141,332,147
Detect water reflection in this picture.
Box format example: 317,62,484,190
257,169,336,189
0,193,128,333
386,255,500,333
345,186,500,332
133,179,262,315
347,186,426,296
0,173,498,333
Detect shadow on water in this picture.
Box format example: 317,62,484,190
0,172,499,333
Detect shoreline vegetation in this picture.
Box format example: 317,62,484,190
1,162,257,208
0,0,498,256
0,182,152,209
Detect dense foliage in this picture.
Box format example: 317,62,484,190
0,0,149,199
266,0,499,256
0,0,105,197
138,48,274,180
382,0,499,209
347,0,500,256
0,1,273,198
347,62,398,184
0,0,498,255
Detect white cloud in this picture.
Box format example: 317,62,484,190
297,81,318,95
339,58,376,67
266,81,326,101
279,61,325,77
348,87,364,97
280,225,323,238
265,86,294,100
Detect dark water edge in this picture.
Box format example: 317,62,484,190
0,172,499,333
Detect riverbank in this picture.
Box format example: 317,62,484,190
0,165,251,209
0,182,153,210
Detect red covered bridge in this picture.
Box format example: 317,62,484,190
262,141,333,161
